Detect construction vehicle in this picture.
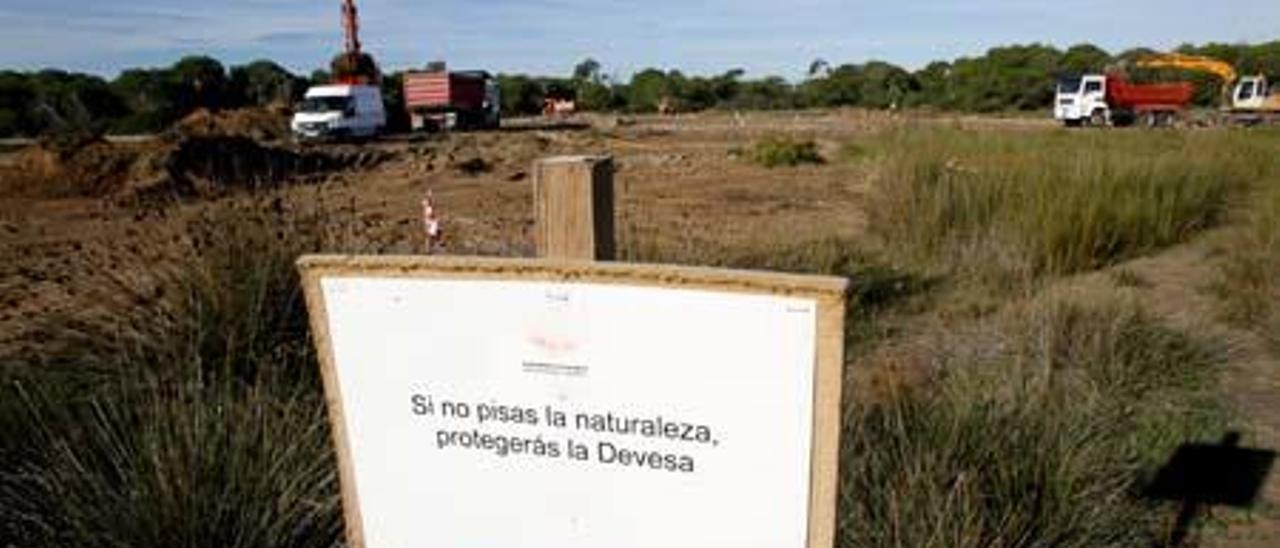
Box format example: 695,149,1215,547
1136,53,1280,124
402,65,501,132
1054,73,1194,127
292,85,386,140
332,0,378,85
543,91,577,116
293,0,386,140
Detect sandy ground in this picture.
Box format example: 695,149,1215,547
0,109,911,357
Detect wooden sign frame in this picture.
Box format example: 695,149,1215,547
298,255,849,548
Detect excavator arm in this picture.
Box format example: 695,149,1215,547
1136,53,1238,84
334,0,378,85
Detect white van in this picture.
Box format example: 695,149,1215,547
291,85,386,140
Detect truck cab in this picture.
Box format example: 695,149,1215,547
1055,75,1108,126
291,85,386,140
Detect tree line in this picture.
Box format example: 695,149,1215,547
2,41,1279,137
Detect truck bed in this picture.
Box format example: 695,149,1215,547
1107,75,1194,110
403,71,487,111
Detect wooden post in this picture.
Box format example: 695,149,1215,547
533,155,615,261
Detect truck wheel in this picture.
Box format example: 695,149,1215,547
1111,111,1136,127
1089,110,1107,127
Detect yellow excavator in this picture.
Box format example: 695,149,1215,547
1136,53,1280,124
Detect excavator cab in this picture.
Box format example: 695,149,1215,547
1228,75,1280,112
1234,76,1270,110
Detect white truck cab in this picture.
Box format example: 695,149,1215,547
1055,75,1108,126
292,85,386,140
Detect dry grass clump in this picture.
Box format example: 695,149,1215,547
0,199,362,547
2,379,341,547
839,298,1227,548
868,128,1278,279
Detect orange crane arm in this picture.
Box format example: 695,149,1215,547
1136,53,1237,85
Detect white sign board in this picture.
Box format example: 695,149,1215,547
300,257,847,548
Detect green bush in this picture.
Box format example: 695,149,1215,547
747,136,825,168
839,300,1227,547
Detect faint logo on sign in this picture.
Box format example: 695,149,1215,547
523,288,588,377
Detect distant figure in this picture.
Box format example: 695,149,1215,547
422,191,444,254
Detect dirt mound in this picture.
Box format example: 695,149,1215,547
137,137,387,198
0,137,145,199
171,108,292,142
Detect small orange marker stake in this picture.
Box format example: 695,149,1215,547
421,191,444,254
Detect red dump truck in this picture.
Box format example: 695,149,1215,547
1054,73,1195,127
403,68,502,132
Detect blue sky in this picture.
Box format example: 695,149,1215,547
1,1,1277,79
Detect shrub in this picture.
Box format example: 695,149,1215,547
747,136,824,168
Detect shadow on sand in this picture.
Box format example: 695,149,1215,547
1145,432,1276,546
